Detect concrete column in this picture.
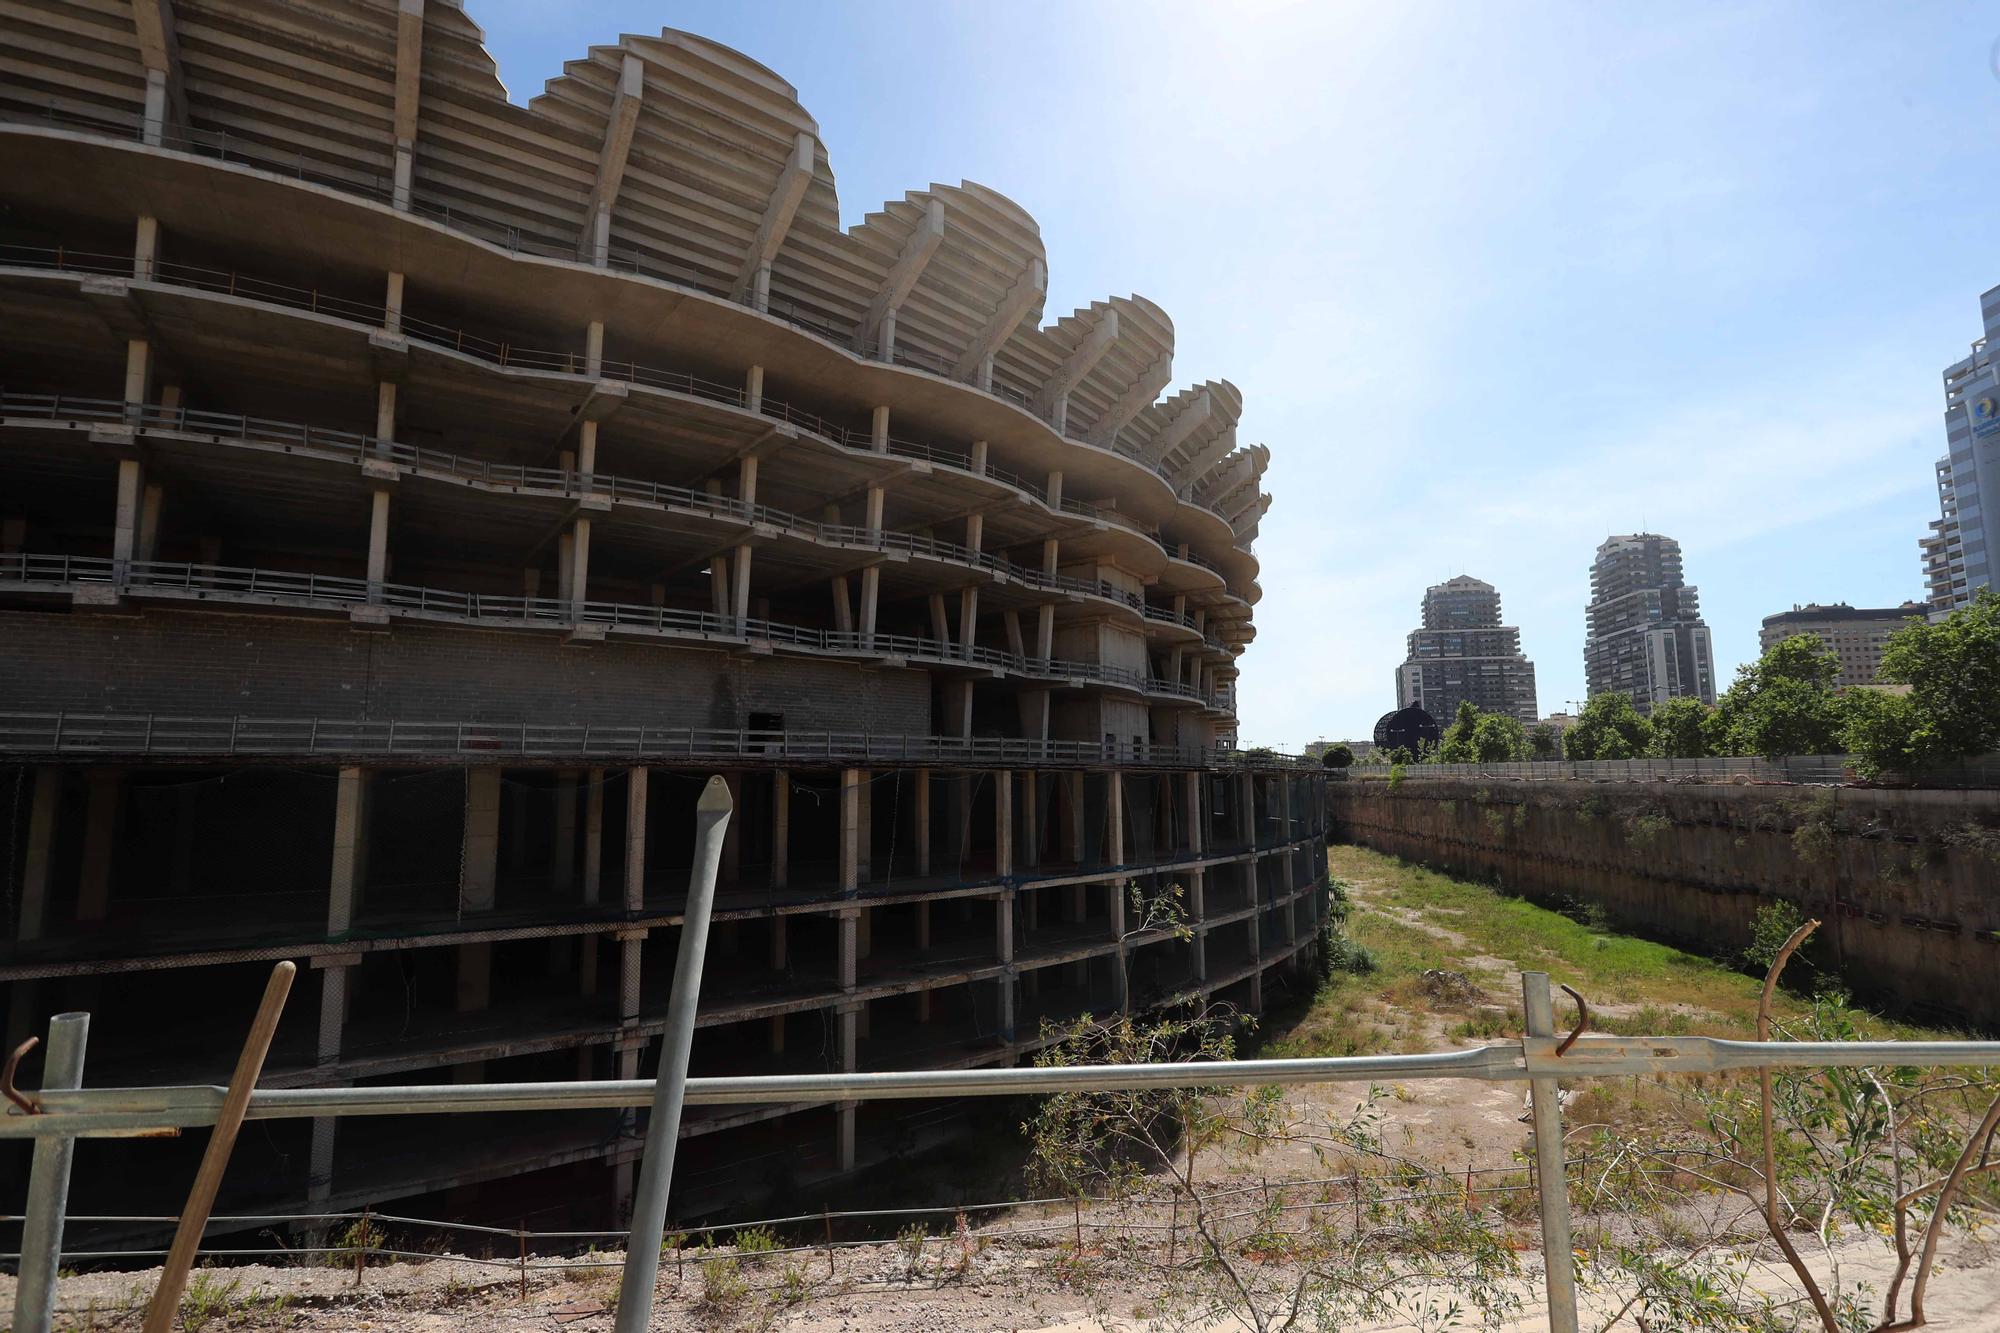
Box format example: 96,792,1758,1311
831,574,853,634
142,68,168,145
840,769,863,893
1061,772,1083,870
721,771,742,883
586,320,605,377
915,768,931,877
1189,869,1208,981
1241,772,1257,848
1185,771,1204,856
770,914,788,970
839,909,859,989
995,890,1016,1040
624,766,648,908
583,769,605,901
111,458,144,572
383,270,405,335
375,381,397,443
459,768,500,912
771,770,789,889
366,489,391,602
957,587,980,665
1046,471,1064,511
1022,771,1039,869
915,900,931,951
1248,900,1264,1014
1107,770,1126,870
871,405,890,452
553,770,578,894
1109,877,1129,1013
859,487,884,649
746,364,764,413
14,768,59,944
568,518,591,613
122,336,152,413
857,775,874,882
136,483,163,563
577,420,599,488
706,550,731,620
994,770,1013,878
329,767,368,935
76,768,122,923
731,543,753,629
131,214,160,278
5,768,60,1050
1036,541,1058,660
970,440,989,476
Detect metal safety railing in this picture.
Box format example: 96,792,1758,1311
0,711,1311,769
0,389,1223,639
0,552,1228,706
0,233,1257,581
7,978,2000,1331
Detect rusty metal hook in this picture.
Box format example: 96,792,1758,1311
1555,984,1588,1056
3,1034,42,1114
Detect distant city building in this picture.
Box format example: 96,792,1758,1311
1583,533,1716,713
1373,704,1443,755
1924,283,2000,613
1534,711,1580,736
1759,602,1925,687
1394,576,1539,724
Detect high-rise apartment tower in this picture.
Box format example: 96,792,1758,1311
1394,576,1538,723
1924,283,2000,613
1583,534,1715,712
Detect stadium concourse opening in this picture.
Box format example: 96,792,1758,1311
0,1,1325,1234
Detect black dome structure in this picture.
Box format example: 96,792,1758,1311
1372,704,1442,754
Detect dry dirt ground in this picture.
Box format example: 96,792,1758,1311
12,855,2000,1331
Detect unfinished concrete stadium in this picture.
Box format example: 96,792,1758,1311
0,0,1329,1230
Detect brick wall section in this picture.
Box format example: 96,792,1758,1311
1328,778,2000,1029
0,608,933,732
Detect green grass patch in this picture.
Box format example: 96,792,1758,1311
1265,846,1943,1059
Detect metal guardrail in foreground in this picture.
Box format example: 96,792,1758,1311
7,978,2000,1332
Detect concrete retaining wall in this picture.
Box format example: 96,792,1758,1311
1327,778,2000,1028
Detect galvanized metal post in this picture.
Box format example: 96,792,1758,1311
613,775,732,1333
1522,972,1580,1333
14,1012,90,1333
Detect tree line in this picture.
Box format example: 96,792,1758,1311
1363,589,1999,776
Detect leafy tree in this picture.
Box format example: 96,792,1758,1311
1528,723,1562,760
1841,687,1918,777
1382,745,1414,766
1434,700,1483,763
1469,711,1526,762
1563,692,1653,759
1646,696,1712,758
1320,742,1354,769
1711,633,1846,759
1847,590,2000,775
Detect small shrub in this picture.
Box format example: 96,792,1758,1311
1625,811,1672,848
896,1223,929,1281
1325,936,1377,975
697,1253,749,1315
1388,763,1407,791
731,1224,778,1267
1744,899,1806,972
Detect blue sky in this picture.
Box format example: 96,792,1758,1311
475,1,1997,747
